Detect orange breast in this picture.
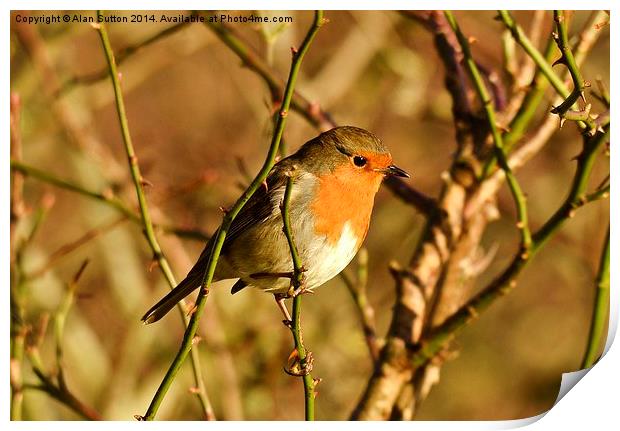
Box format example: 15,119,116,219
311,164,383,245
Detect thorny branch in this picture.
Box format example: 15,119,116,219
139,10,325,420
280,175,317,420
95,11,215,420
351,10,609,420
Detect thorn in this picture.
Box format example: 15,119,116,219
559,117,566,128
290,46,299,56
288,348,299,364
188,387,201,394
134,415,145,421
466,305,479,319
186,302,198,317
496,122,510,133
279,110,288,118
308,101,321,117
90,22,101,30
509,280,517,288
140,177,153,187
580,91,587,104
520,252,529,260
117,72,123,81
568,209,576,218
41,192,56,210
516,221,524,229
468,36,477,44
594,20,609,30
102,187,115,200
552,56,565,67
191,335,202,346
219,206,230,214
148,259,159,272
262,179,269,192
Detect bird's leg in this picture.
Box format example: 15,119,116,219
274,293,293,327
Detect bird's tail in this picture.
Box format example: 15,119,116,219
142,240,216,324
141,271,203,324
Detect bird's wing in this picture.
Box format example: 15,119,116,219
184,162,290,280
223,163,289,249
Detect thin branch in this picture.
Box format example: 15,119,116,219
200,10,434,217
26,353,102,420
550,11,589,119
199,11,335,132
479,10,607,183
22,261,102,420
383,176,438,216
10,160,210,241
140,10,325,420
498,10,599,132
581,226,610,368
280,175,316,420
340,249,381,362
10,92,26,420
53,260,89,393
26,217,127,280
95,12,215,420
445,11,532,251
57,18,193,97
10,93,25,257
410,126,609,368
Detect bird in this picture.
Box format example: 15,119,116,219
142,126,409,324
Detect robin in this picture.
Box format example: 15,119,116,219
142,126,409,324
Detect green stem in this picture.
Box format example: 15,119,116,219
10,326,26,420
445,11,532,251
483,10,606,177
498,10,596,131
551,11,587,117
141,11,325,420
96,11,215,420
410,126,609,368
201,11,333,132
581,226,610,368
498,11,566,95
281,176,316,420
503,37,556,151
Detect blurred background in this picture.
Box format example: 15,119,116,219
10,10,609,420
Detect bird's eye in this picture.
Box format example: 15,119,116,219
353,155,367,167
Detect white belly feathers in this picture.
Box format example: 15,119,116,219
222,171,363,293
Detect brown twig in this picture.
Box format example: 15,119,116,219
57,18,193,97
21,261,103,420
26,216,128,280
340,249,381,363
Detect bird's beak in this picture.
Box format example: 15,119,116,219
380,165,410,178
